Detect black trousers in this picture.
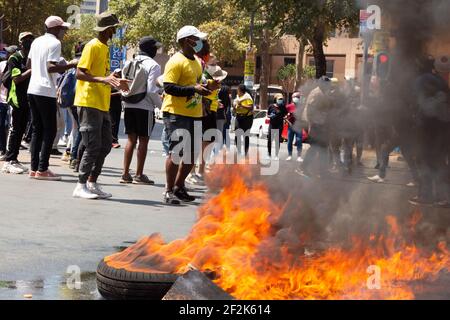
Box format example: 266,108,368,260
109,96,122,144
267,124,283,156
235,115,253,155
5,101,29,162
28,94,57,172
416,119,448,202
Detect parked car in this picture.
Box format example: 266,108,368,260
250,110,269,138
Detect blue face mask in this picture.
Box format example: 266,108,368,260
276,99,284,106
193,39,203,53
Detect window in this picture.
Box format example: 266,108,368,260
284,57,296,66
309,58,335,78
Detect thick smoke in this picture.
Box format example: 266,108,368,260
255,0,450,253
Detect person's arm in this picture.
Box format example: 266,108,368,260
146,64,163,108
163,83,211,97
76,68,122,88
46,41,77,74
9,57,31,85
47,60,77,74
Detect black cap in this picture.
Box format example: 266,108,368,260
139,36,162,54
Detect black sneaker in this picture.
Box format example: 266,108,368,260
174,186,196,203
133,175,155,185
51,149,63,156
164,191,181,205
120,173,133,184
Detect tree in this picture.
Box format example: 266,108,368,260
63,14,97,58
281,0,359,79
277,64,296,96
0,0,82,44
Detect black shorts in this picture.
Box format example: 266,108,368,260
202,112,217,142
124,108,155,137
163,112,202,160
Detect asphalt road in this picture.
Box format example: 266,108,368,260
0,120,448,300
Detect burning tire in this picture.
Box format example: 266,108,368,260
96,259,180,300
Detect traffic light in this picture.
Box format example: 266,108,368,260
375,52,390,80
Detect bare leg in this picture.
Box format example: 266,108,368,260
136,136,149,177
123,133,137,176
166,155,179,192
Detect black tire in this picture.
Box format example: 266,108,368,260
96,259,180,300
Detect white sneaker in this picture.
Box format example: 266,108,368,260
273,156,279,161
368,175,384,183
286,156,293,161
73,183,99,200
2,162,25,174
87,182,112,199
297,157,304,163
13,161,29,173
406,182,416,187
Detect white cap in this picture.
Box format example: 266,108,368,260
176,26,207,42
45,16,71,29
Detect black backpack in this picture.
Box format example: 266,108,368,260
1,54,20,92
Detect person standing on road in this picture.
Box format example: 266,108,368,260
162,25,211,205
27,17,78,181
120,36,162,185
233,84,254,157
72,12,129,200
1,33,35,175
267,93,287,160
285,91,304,162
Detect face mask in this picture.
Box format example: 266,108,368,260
276,99,284,106
22,40,33,51
192,39,203,53
293,97,300,105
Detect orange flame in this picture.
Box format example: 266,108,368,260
105,166,449,300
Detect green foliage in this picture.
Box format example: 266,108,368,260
277,63,296,82
302,65,316,80
63,14,97,58
277,63,296,93
0,0,82,44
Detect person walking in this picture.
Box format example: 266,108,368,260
162,25,211,204
120,36,162,185
72,12,128,199
27,17,78,180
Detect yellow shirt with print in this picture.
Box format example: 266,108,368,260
74,38,111,112
162,52,203,118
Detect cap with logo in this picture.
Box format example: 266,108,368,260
94,12,121,32
45,16,71,29
176,26,207,42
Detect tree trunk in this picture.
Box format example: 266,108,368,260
295,39,306,89
311,26,327,79
259,28,271,110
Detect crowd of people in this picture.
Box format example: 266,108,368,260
1,11,449,208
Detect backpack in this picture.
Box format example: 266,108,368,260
1,54,20,92
58,69,77,109
121,57,149,104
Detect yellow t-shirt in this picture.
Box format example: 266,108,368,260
162,52,203,118
74,38,111,112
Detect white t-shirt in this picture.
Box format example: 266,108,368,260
27,33,62,98
122,55,162,111
0,61,8,103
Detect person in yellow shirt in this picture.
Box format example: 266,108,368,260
72,12,129,200
162,25,212,205
233,84,254,156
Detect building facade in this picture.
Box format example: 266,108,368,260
81,0,109,15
